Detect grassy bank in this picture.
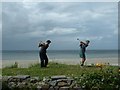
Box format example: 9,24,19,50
2,62,119,77
2,62,120,89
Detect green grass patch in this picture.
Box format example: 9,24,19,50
2,62,120,89
2,62,118,77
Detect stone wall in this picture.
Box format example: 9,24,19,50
2,75,82,90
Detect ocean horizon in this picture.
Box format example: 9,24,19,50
2,50,118,61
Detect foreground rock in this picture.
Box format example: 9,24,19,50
2,75,82,90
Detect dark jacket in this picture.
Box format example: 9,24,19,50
39,43,49,53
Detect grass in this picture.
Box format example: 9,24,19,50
2,62,120,89
2,62,118,78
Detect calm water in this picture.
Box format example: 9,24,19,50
2,50,118,61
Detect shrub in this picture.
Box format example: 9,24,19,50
75,67,119,89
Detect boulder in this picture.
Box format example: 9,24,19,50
51,75,67,80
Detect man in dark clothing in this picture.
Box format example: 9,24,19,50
38,40,51,67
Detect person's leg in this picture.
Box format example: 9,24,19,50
81,53,86,66
41,60,44,67
81,58,86,66
44,54,48,67
40,53,45,67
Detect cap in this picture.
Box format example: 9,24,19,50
46,40,51,43
86,40,90,43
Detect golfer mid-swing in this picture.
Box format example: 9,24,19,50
38,40,51,67
79,40,90,66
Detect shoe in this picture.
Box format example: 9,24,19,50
81,64,84,66
44,65,49,68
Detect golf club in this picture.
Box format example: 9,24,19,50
77,38,80,42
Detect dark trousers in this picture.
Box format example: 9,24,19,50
39,52,48,67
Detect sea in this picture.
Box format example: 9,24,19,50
2,50,118,61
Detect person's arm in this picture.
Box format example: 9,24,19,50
80,41,86,45
44,43,49,49
38,42,45,47
80,41,89,47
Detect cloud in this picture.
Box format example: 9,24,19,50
2,2,118,50
2,0,119,2
47,27,78,35
0,2,2,51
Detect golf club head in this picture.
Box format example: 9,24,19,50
77,38,80,41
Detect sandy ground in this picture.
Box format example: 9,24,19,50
2,60,39,68
1,58,118,68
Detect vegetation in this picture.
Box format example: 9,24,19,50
2,62,120,89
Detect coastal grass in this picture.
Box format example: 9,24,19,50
2,62,119,78
2,62,120,89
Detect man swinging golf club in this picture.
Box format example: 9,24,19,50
38,40,51,68
77,38,90,66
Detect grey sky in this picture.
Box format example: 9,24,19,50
2,2,118,50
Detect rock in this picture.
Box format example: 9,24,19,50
73,87,83,90
8,82,16,89
8,77,19,82
7,75,30,82
49,80,57,86
51,75,67,80
2,75,78,90
41,83,50,89
53,86,59,90
37,81,48,89
43,77,51,82
17,82,26,88
45,76,74,88
37,85,42,90
57,79,74,87
30,78,38,83
49,86,54,90
57,80,68,87
16,75,30,80
59,86,69,90
66,78,74,85
2,76,12,82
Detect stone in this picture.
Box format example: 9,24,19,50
49,80,57,86
43,77,51,82
8,82,16,88
16,82,26,88
53,86,59,90
57,80,68,87
2,75,78,90
7,75,30,82
2,76,12,81
73,87,83,90
51,75,67,80
49,86,54,90
66,79,74,85
41,83,50,89
30,78,38,83
8,77,19,82
16,75,30,80
56,79,74,87
59,86,69,90
37,85,42,90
